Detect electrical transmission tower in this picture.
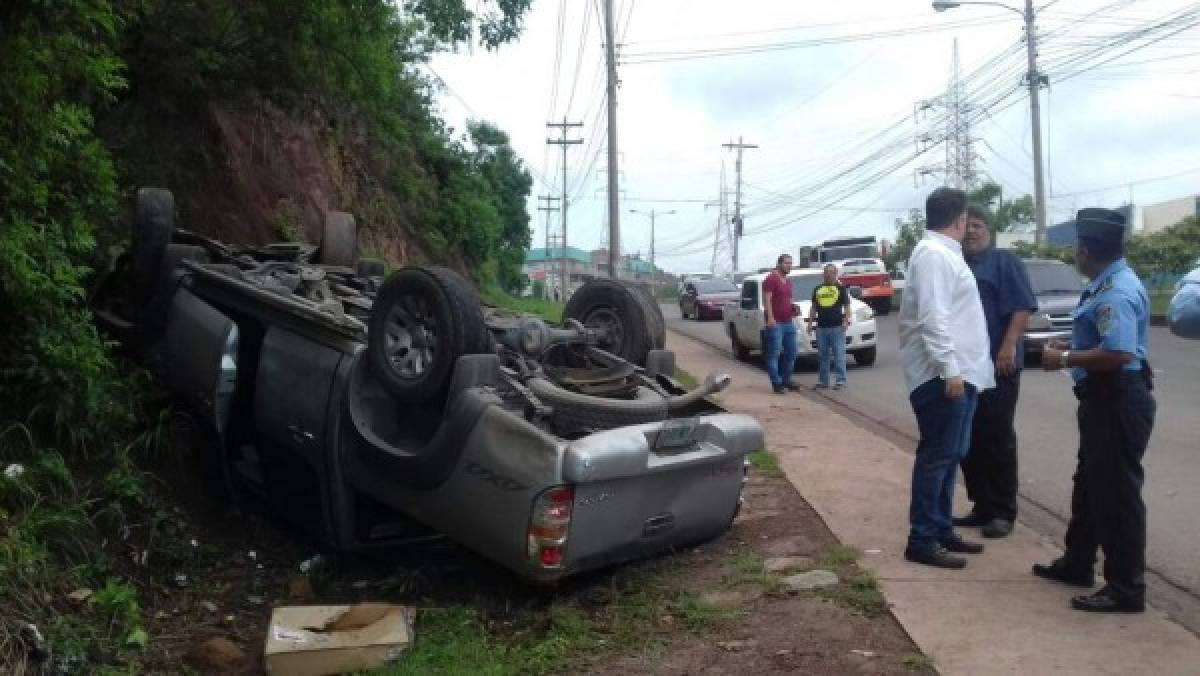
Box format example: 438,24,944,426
708,163,735,277
913,40,979,190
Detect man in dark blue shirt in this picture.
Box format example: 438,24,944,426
953,205,1037,538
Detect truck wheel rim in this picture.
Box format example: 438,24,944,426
383,296,438,378
585,307,624,351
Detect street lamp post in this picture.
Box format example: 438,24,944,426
629,208,675,285
933,0,1048,246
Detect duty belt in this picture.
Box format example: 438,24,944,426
1074,360,1154,400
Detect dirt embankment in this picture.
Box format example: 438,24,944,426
114,96,437,268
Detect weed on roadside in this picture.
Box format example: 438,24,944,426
820,571,887,617
818,544,862,569
747,450,784,478
672,367,700,391
902,652,937,673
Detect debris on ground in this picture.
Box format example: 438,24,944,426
763,556,812,574
783,569,840,592
263,604,413,676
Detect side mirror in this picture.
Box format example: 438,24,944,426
848,286,864,300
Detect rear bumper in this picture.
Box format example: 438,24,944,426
860,286,894,299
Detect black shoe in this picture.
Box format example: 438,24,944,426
1071,588,1144,614
952,511,989,527
812,383,829,390
981,518,1013,538
783,382,800,392
1032,560,1095,588
941,533,984,554
905,545,967,569
772,384,786,394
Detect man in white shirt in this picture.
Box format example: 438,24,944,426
899,187,995,569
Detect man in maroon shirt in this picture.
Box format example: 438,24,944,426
763,254,799,394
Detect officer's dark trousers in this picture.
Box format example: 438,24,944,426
1062,372,1156,602
962,372,1020,522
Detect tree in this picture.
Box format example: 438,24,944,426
887,209,926,269
1127,215,1200,277
968,181,1034,234
467,121,533,292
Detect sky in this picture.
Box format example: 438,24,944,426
430,0,1200,274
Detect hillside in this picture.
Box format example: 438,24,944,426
0,1,533,671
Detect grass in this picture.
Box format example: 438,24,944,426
747,450,784,479
820,571,887,617
481,287,564,323
817,544,861,569
901,653,937,673
672,366,699,390
720,551,788,596
374,556,740,675
1151,290,1173,316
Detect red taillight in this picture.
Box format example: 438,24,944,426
539,546,564,567
528,485,574,570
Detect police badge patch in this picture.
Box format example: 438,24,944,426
1096,303,1114,336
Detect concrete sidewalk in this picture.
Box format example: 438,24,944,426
668,329,1200,675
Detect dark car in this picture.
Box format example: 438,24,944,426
90,189,763,584
680,278,740,321
1020,258,1085,355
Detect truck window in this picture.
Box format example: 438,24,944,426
740,280,759,309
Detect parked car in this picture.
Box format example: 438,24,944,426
722,269,878,366
680,278,740,320
835,258,894,316
91,188,764,584
1020,258,1085,355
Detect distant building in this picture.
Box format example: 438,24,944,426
1143,194,1200,234
523,247,662,298
1046,204,1135,247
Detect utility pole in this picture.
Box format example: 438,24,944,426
722,137,757,274
547,120,582,296
1022,0,1048,246
603,0,622,278
537,195,561,299
629,209,675,285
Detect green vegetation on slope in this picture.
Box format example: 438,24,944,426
0,1,535,670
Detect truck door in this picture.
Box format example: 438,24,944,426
738,280,761,349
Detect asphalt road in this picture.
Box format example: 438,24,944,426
663,303,1200,627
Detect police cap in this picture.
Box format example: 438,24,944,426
1076,208,1125,245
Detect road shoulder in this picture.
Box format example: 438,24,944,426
668,327,1200,675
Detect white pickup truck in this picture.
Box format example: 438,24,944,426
723,269,879,366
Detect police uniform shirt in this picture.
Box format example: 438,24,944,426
1070,257,1149,382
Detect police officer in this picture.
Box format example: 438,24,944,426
1033,208,1156,613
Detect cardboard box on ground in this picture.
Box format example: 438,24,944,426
264,603,414,676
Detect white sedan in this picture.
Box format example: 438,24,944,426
723,269,879,366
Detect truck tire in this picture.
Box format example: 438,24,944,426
853,346,877,366
631,283,667,349
564,279,656,366
527,377,668,431
319,211,358,267
132,188,174,304
729,326,752,362
367,266,490,403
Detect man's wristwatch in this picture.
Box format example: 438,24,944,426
1060,350,1071,370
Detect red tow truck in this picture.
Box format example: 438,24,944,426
807,237,895,316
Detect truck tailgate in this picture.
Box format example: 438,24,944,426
560,413,762,571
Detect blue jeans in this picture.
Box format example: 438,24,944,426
908,377,979,552
762,323,798,387
815,326,847,386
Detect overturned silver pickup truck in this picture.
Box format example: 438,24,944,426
91,189,763,582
